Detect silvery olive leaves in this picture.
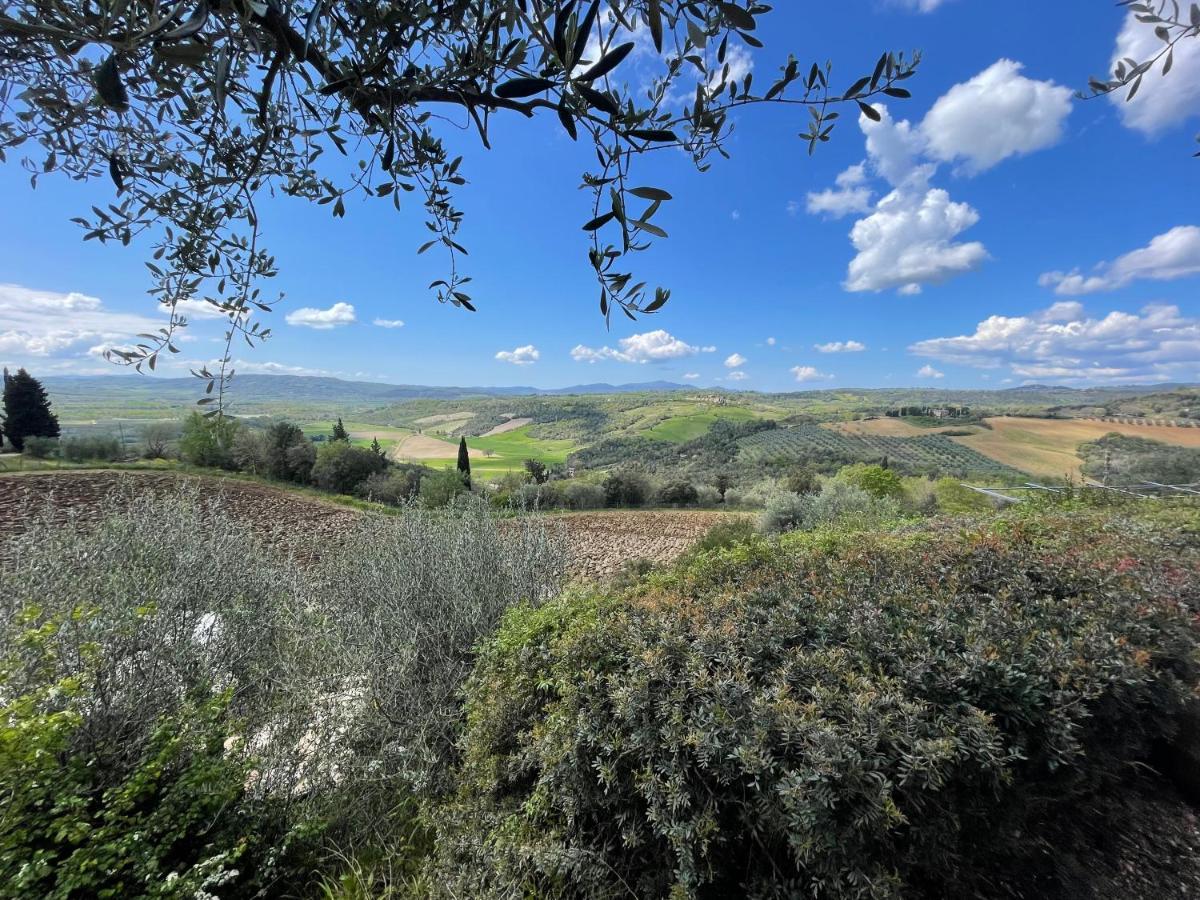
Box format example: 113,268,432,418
0,1,918,407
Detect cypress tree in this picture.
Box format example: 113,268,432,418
2,368,60,452
457,436,471,489
371,436,383,457
331,417,349,442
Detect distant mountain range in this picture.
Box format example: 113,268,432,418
41,374,696,405
42,374,1195,412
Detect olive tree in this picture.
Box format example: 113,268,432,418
0,1,918,406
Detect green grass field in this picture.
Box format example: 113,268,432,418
415,425,578,480
641,406,759,442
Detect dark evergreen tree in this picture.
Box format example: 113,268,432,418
331,418,349,442
2,368,60,452
457,437,472,489
371,436,383,457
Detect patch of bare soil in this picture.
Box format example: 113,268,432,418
0,472,731,578
481,417,533,437
548,509,738,581
391,433,482,461
0,471,362,564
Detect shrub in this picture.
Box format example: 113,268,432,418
357,465,427,505
20,435,58,459
266,421,316,482
60,434,123,462
510,482,562,510
140,421,178,459
783,464,820,495
603,469,650,507
656,480,699,507
683,517,759,557
561,481,606,510
435,512,1200,899
311,441,386,495
1,489,568,889
178,412,239,469
0,492,320,898
837,462,905,499
934,477,996,514
419,468,469,508
759,481,903,534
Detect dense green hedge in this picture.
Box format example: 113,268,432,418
434,510,1200,899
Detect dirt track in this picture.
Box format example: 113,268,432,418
0,471,731,579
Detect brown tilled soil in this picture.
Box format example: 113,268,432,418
547,509,741,581
0,470,362,563
0,471,735,577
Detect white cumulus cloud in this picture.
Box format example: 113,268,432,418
571,329,706,364
682,372,701,380
726,370,749,382
806,163,874,218
791,365,833,383
916,364,945,379
910,301,1200,383
844,164,988,294
809,60,1069,296
373,318,405,328
495,344,540,366
724,352,747,368
285,302,356,329
1107,12,1200,135
1039,226,1200,295
921,60,1072,173
815,340,866,353
0,283,169,364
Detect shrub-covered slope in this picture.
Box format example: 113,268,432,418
436,507,1200,899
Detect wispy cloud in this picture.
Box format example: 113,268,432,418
815,340,866,353
1039,226,1200,295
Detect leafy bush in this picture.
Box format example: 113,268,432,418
759,481,903,534
20,435,57,459
561,481,606,510
1,490,568,892
509,482,562,510
265,421,317,482
311,441,386,494
0,492,320,898
419,468,470,508
357,465,428,505
783,463,820,495
837,462,905,499
683,517,759,558
60,434,123,462
656,480,699,507
435,512,1200,898
1080,432,1200,484
178,412,239,469
603,469,650,507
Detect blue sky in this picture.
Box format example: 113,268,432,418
2,0,1199,391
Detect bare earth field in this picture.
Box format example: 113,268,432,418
0,470,361,563
0,471,726,579
548,509,740,580
481,417,533,437
825,418,982,437
954,417,1200,479
391,433,483,461
828,416,1200,479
